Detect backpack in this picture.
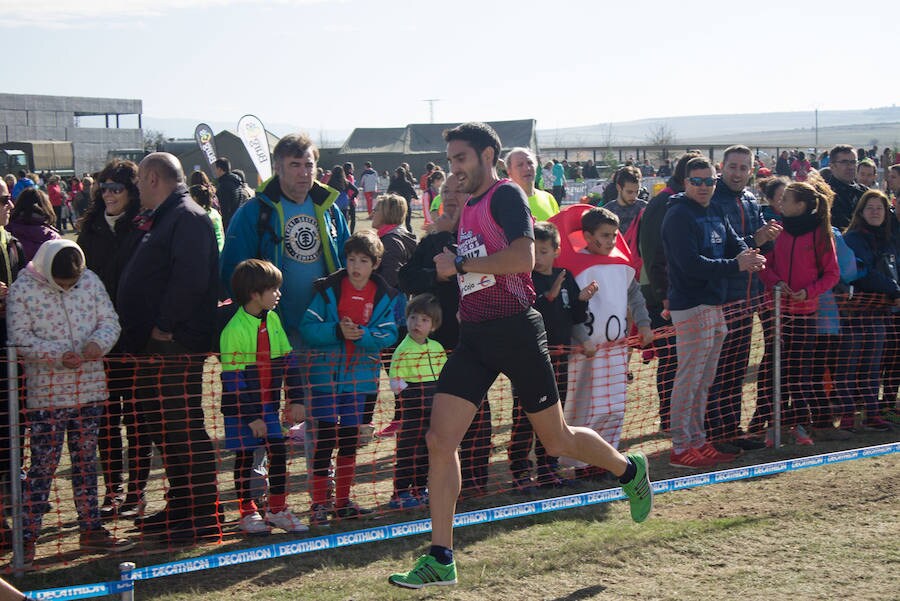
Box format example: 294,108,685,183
238,183,254,207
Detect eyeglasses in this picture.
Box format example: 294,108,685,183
834,160,858,166
100,182,126,193
0,194,11,205
687,177,717,187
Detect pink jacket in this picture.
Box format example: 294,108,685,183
760,228,839,314
48,183,63,207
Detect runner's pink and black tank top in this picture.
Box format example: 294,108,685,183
457,179,536,323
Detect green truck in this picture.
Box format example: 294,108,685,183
0,141,75,177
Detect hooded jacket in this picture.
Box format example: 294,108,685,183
661,193,747,311
299,269,399,395
358,168,379,193
219,177,349,340
7,239,120,409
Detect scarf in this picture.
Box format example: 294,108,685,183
104,211,127,233
377,224,398,238
781,211,819,238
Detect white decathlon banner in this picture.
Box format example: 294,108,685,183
237,114,272,183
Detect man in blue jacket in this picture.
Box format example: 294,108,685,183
220,134,350,496
117,152,221,543
220,133,350,350
661,156,766,469
707,145,781,450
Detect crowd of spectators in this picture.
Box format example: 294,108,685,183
0,133,897,568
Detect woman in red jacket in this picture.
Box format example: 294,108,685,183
759,177,840,445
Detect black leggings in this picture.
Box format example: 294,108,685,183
311,420,359,477
394,382,436,493
233,439,287,501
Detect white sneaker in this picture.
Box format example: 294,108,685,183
266,508,309,533
239,512,269,535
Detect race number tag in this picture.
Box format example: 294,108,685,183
457,235,495,297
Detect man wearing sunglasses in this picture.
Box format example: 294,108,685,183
707,145,781,453
661,156,766,469
825,144,869,230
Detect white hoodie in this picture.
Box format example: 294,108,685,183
7,239,120,409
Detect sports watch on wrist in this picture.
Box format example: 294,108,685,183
454,255,468,275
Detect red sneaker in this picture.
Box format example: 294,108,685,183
669,448,717,469
375,420,401,438
696,443,737,464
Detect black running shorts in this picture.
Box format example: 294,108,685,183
437,308,560,413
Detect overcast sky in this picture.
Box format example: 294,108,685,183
4,0,898,135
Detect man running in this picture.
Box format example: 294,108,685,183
389,122,653,589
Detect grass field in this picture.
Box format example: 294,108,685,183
14,449,898,600
14,211,900,599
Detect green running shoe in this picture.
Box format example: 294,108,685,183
389,554,458,589
621,452,653,523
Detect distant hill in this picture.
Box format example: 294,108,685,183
537,106,900,149
144,107,900,153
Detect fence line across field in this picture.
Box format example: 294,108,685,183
4,287,898,574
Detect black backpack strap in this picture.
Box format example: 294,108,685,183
256,202,282,259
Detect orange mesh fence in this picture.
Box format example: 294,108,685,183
2,290,898,571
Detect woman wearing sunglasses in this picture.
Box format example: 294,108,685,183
76,160,151,520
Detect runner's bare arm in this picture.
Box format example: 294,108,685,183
434,237,534,278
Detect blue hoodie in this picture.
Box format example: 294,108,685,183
661,193,747,311
300,269,399,395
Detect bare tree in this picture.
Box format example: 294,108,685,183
647,123,676,161
143,129,166,153
647,122,676,145
600,123,615,148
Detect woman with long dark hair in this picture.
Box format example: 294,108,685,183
841,189,900,432
6,187,60,263
76,159,151,518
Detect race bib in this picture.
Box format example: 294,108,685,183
457,235,495,297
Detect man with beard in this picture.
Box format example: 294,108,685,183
389,123,653,589
706,145,781,451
